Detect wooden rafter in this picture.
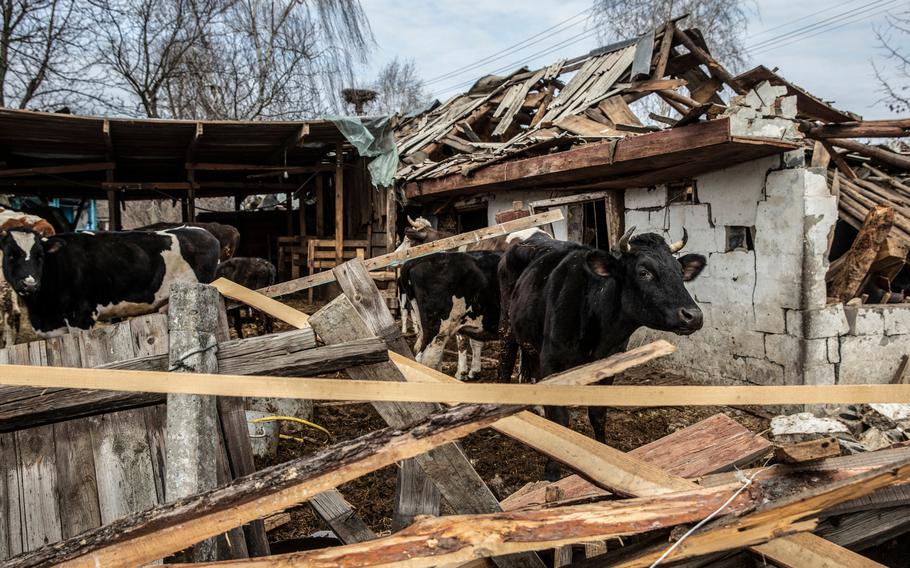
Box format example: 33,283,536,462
0,162,115,178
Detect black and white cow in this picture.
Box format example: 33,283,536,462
216,257,277,337
500,228,706,479
0,227,220,336
398,225,549,379
405,251,501,380
139,221,240,261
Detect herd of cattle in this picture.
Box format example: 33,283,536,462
397,216,706,478
0,207,275,345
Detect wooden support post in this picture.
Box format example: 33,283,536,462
106,189,121,230
604,190,624,251
286,190,293,236
386,186,397,253
298,188,307,238
165,283,221,562
315,174,325,237
334,143,344,264
187,187,196,222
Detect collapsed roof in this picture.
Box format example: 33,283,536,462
394,21,908,207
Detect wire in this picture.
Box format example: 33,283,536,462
745,0,860,39
424,7,593,86
750,0,904,56
433,28,600,97
747,0,897,51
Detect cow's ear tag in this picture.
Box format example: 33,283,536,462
44,240,66,254
586,253,611,277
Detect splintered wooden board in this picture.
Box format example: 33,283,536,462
500,413,771,511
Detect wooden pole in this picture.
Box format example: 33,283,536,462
315,174,325,237
165,283,221,562
829,138,910,170
386,186,397,254
799,119,910,139
334,142,344,265
106,189,121,230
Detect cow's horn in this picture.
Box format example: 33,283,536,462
618,226,636,254
407,215,420,228
669,228,688,253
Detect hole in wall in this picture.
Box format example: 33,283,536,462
725,226,755,252
667,180,697,205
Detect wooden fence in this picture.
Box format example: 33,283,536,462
0,315,168,560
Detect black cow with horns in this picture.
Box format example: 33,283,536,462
499,227,706,479
0,227,220,336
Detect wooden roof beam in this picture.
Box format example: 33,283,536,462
0,161,115,178
186,162,332,172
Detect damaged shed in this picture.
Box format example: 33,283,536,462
394,20,910,388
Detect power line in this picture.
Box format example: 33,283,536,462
433,28,601,97
423,8,592,86
750,0,905,56
747,0,895,51
746,0,860,39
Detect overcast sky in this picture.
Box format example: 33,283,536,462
361,0,909,119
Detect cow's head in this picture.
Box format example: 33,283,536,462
0,229,64,296
589,227,706,335
404,215,444,245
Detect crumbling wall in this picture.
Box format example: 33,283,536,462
486,190,569,240
836,305,910,384
628,87,841,385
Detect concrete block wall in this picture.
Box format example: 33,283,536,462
628,151,841,386
836,305,910,384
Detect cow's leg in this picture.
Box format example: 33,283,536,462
468,339,484,380
400,292,409,333
411,300,423,352
500,337,519,383
419,332,450,370
262,311,274,335
455,334,469,380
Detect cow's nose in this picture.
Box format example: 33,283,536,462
679,307,703,329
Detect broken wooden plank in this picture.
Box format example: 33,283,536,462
501,413,771,511
829,137,910,170
5,402,527,568
611,457,910,567
799,118,910,139
829,205,895,301
195,483,760,568
257,210,564,298
775,437,842,464
630,29,656,81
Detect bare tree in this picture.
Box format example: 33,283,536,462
369,57,430,115
0,0,91,109
591,0,755,70
88,0,232,118
165,0,373,119
873,7,910,114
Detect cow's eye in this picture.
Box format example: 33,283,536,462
638,269,653,281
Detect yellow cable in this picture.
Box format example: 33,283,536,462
250,415,332,439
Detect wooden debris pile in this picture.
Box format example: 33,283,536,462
395,20,748,185
812,135,910,304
